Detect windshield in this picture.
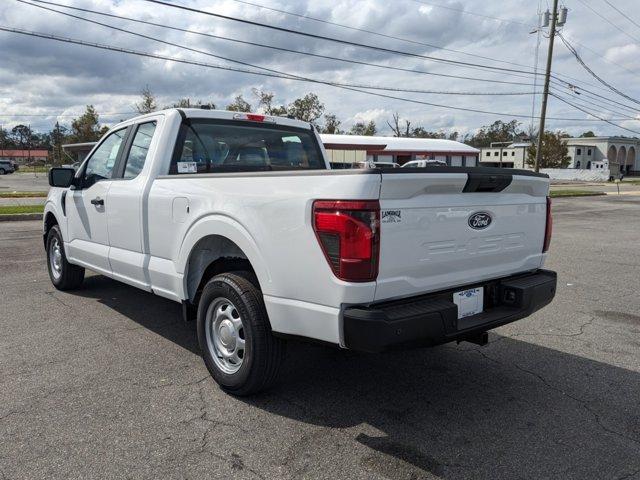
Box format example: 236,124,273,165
170,120,325,174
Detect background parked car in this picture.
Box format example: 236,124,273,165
352,160,400,169
0,159,16,175
402,159,447,168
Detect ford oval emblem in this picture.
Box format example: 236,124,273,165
468,212,492,230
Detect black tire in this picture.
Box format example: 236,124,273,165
0,168,5,175
197,271,285,396
46,225,85,290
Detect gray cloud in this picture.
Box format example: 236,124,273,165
0,0,639,136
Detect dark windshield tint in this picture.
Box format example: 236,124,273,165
169,120,325,174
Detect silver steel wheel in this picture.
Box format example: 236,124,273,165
205,297,246,374
49,236,63,280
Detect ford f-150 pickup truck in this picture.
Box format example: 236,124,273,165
44,108,556,395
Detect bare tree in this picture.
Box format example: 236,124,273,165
387,112,411,137
135,85,157,114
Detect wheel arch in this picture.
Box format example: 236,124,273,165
43,209,59,248
178,215,271,303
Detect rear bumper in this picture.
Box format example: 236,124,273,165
343,269,557,352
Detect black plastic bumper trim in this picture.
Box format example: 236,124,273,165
343,269,557,352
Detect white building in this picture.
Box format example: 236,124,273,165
479,142,531,169
320,134,480,168
479,136,640,178
565,137,639,176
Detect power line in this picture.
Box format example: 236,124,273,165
551,79,640,115
30,0,620,101
24,0,538,88
16,0,541,97
601,0,640,30
550,91,640,134
574,0,640,45
408,0,534,27
559,31,640,82
549,86,638,120
558,32,640,106
1,24,627,123
140,0,541,78
225,0,534,70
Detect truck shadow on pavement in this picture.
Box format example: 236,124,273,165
251,340,640,479
77,274,200,354
73,274,640,480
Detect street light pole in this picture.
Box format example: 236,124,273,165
535,0,560,173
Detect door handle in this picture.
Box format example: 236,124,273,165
90,197,104,206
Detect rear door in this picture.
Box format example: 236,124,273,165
66,127,129,274
107,119,160,290
375,170,549,301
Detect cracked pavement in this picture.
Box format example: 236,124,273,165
1,194,639,479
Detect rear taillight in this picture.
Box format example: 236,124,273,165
312,200,380,282
543,196,552,253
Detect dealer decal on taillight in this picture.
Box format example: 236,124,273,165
312,200,380,282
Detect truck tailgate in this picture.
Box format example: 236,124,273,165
375,171,549,301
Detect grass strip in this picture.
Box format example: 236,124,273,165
0,205,45,215
0,192,48,198
550,189,606,198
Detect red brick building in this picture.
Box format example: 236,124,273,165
0,149,49,165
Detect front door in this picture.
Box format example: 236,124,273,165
65,127,128,274
107,120,159,289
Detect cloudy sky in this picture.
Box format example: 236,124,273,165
1,0,640,137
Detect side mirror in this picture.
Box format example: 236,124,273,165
49,167,76,188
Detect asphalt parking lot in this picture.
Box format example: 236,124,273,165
0,172,50,193
1,195,639,480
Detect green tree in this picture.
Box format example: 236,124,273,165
69,105,104,143
135,85,157,114
467,119,524,148
10,125,32,148
0,126,15,149
526,131,570,168
321,114,343,134
49,122,69,165
252,89,287,116
170,98,215,109
580,130,596,137
350,120,377,136
287,93,325,124
411,127,445,139
226,95,252,112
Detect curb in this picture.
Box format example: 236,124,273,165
550,192,606,198
0,213,43,222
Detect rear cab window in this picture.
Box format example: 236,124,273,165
169,119,325,174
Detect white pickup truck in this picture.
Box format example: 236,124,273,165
44,108,556,395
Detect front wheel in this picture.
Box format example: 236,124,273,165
46,225,85,290
197,272,285,396
0,168,5,175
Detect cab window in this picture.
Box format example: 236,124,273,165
169,120,325,174
122,122,157,179
83,128,127,188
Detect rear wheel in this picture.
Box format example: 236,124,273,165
0,168,5,175
46,225,85,290
197,272,285,395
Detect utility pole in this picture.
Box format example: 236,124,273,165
535,0,566,172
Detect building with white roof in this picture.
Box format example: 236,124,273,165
480,137,640,178
479,142,531,169
320,134,480,168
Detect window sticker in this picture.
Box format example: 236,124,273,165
177,161,197,174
